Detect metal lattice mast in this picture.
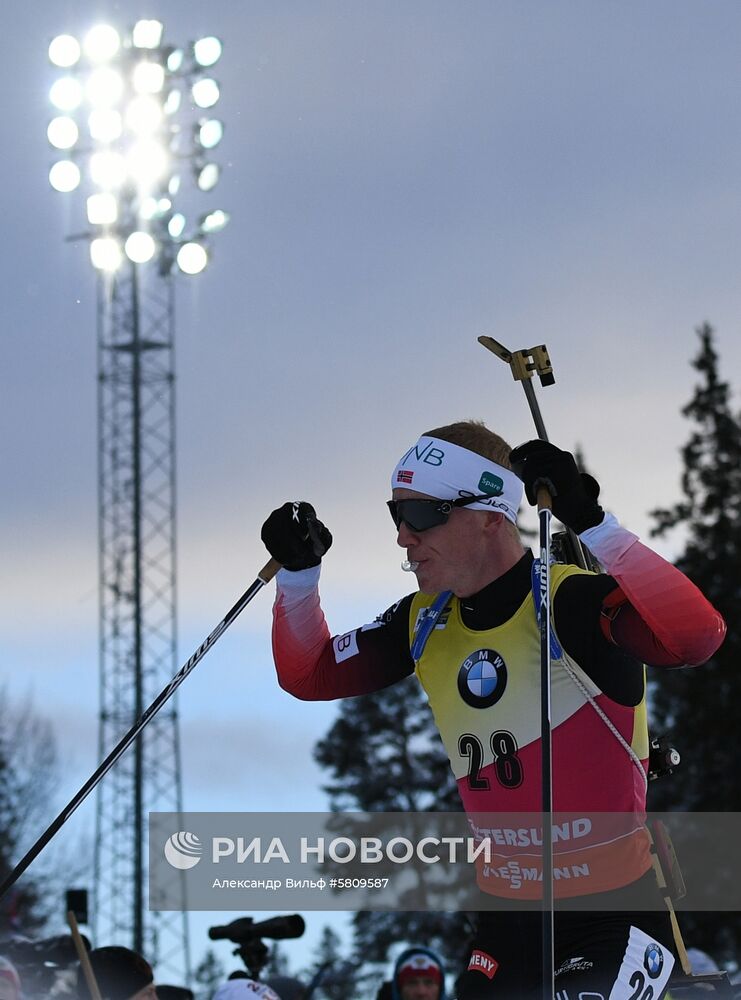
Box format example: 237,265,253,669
93,262,189,978
46,20,228,986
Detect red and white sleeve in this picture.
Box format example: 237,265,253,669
580,513,726,666
271,567,414,698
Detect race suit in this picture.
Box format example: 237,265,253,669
269,514,725,998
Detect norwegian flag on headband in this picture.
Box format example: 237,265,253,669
396,470,414,484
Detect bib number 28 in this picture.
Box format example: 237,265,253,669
458,730,523,790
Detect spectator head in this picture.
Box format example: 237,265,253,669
394,951,444,1000
0,957,21,1000
263,976,306,1000
76,945,156,1000
212,981,282,1000
687,948,719,976
156,987,194,1000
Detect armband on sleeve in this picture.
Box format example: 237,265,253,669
582,513,726,666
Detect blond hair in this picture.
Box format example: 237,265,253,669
424,419,513,468
424,420,523,541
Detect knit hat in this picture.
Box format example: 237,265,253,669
396,953,443,986
76,946,153,1000
687,948,719,975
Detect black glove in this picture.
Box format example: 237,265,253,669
261,501,333,570
509,440,603,533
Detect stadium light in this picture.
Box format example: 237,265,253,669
45,21,228,982
90,236,122,271
88,108,123,142
168,213,186,239
48,116,79,149
132,20,164,49
132,61,165,95
89,150,127,188
87,192,118,225
50,77,83,112
83,25,121,63
163,90,181,115
197,119,223,150
176,242,208,275
126,96,163,135
196,163,219,191
49,35,80,68
166,49,184,72
125,232,156,263
140,196,171,221
191,78,219,109
49,160,81,192
47,19,226,276
193,37,222,68
200,209,229,234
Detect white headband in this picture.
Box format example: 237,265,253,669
391,436,523,524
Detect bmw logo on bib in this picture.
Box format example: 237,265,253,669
457,649,507,708
643,943,664,979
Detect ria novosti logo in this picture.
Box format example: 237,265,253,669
164,832,203,870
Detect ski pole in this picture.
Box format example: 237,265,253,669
67,909,103,1000
479,335,560,1000
478,336,702,996
536,486,555,1000
0,557,281,901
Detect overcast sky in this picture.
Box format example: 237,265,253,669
3,0,741,984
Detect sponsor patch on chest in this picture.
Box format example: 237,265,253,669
457,648,508,708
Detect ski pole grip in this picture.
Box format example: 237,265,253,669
536,485,552,511
258,557,282,583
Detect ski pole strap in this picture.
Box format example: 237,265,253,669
411,590,453,661
531,560,563,660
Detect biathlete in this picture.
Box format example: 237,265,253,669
261,420,726,999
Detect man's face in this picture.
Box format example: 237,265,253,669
399,975,440,1000
392,488,497,597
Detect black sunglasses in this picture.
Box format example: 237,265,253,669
387,494,491,532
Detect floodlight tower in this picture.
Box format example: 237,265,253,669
46,20,229,982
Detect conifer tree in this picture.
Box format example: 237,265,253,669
648,323,741,962
649,324,741,810
263,942,291,977
304,925,359,1000
192,949,225,1000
